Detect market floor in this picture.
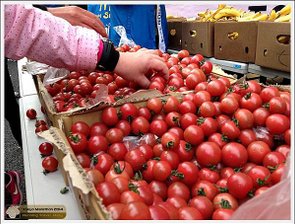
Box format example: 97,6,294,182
4,59,27,204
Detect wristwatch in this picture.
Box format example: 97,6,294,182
96,38,120,72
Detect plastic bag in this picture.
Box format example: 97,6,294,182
26,61,50,75
231,155,291,220
123,133,158,151
43,67,70,85
113,25,136,47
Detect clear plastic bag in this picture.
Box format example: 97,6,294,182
43,67,70,85
26,61,50,75
231,155,291,220
123,133,158,151
113,25,136,47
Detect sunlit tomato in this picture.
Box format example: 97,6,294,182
175,140,194,162
191,54,204,65
178,49,190,59
195,82,208,92
26,108,37,119
253,107,270,127
184,125,204,146
168,127,184,140
221,120,240,140
185,72,205,90
242,162,256,174
119,103,138,122
227,173,253,199
67,132,87,154
147,98,163,114
96,182,120,206
193,90,211,107
254,186,269,197
207,80,226,97
201,60,213,74
208,133,228,149
247,141,271,165
247,166,272,189
263,151,285,168
196,142,221,167
152,160,172,182
161,132,180,150
276,144,290,158
260,86,280,103
149,181,168,200
160,150,180,170
119,201,151,220
120,190,144,204
76,153,91,168
239,129,257,147
142,160,157,182
149,205,170,220
213,193,238,210
220,167,235,180
198,168,220,184
265,114,290,135
131,116,150,135
220,97,239,115
191,180,219,200
240,93,262,112
234,109,254,129
167,182,190,202
93,153,114,175
108,143,128,161
38,142,53,156
157,202,179,220
101,107,119,127
149,81,165,92
150,119,168,137
124,149,146,171
107,203,125,220
197,117,218,137
177,162,199,186
222,142,248,168
105,128,124,144
163,96,180,113
42,156,58,172
269,97,287,114
87,135,108,154
86,169,104,187
271,164,285,185
212,208,234,220
189,196,214,219
199,101,216,117
178,207,204,220
178,100,197,114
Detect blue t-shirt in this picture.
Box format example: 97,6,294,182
88,5,168,51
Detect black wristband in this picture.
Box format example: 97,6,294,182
33,5,48,11
96,39,120,72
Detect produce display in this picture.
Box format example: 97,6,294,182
44,48,213,113
52,50,290,220
196,4,291,22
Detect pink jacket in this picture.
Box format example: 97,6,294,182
5,4,101,71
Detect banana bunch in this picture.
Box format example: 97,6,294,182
237,12,268,21
274,4,291,22
197,4,241,22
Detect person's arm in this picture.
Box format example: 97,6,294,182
5,4,100,71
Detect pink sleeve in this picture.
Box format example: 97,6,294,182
5,4,101,71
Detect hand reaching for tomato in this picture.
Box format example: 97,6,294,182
114,51,169,89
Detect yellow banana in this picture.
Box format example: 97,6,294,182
278,4,291,16
274,14,291,22
237,12,260,21
214,8,241,20
252,13,268,21
268,10,278,21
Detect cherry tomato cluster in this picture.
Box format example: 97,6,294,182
26,108,49,134
66,78,290,220
45,49,213,113
39,142,58,175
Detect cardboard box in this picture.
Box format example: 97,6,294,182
214,22,258,63
182,21,214,57
167,18,186,50
255,22,290,72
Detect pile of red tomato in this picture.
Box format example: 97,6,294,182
66,73,290,219
45,48,213,113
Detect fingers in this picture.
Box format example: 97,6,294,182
149,57,169,80
134,75,151,89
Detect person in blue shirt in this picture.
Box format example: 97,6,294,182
88,4,168,52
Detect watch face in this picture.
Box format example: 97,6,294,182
97,65,107,71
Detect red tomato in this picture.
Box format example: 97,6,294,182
157,202,179,220
254,186,270,196
161,132,180,150
177,162,199,186
168,127,184,140
221,120,240,140
153,144,165,157
269,97,287,114
26,108,37,119
263,151,285,168
198,168,220,184
213,193,238,210
207,80,226,97
178,49,190,59
76,153,91,168
42,156,58,172
193,90,211,107
105,128,124,144
260,86,280,103
93,153,114,175
149,81,165,92
234,109,254,129
153,161,172,182
167,182,190,202
175,140,194,162
248,166,272,189
178,207,204,220
196,142,221,167
189,196,214,219
240,93,262,112
227,173,253,199
247,141,271,165
265,114,290,135
138,107,152,121
119,103,138,121
242,162,257,174
67,133,88,154
124,149,146,171
87,135,108,154
142,160,157,182
120,190,144,204
180,113,197,130
284,129,291,146
212,209,234,220
222,142,248,168
119,201,151,220
185,72,205,90
191,180,218,200
271,164,285,185
199,101,216,117
163,96,180,113
131,116,150,135
166,196,187,209
38,142,53,156
147,98,163,114
149,205,170,220
150,119,168,137
201,60,213,74
86,169,104,187
108,143,128,161
195,82,208,92
276,144,290,158
107,203,125,220
149,181,168,200
160,151,180,169
101,107,119,127
178,100,197,114
184,125,204,146
208,133,228,148
197,117,218,137
239,129,257,147
220,167,235,179
90,122,108,136
220,97,239,115
115,120,131,136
